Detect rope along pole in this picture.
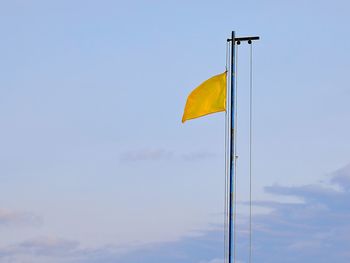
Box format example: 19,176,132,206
233,43,239,263
248,40,253,263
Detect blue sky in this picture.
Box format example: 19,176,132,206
0,0,350,262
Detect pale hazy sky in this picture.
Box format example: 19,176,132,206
1,0,350,262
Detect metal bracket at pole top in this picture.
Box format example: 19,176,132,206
227,36,260,45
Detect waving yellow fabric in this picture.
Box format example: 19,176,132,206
182,72,227,123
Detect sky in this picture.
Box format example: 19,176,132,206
0,0,350,262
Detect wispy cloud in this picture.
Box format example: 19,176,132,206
0,236,96,262
331,163,350,190
0,230,224,263
15,237,79,256
0,209,42,227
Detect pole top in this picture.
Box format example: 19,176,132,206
227,36,260,45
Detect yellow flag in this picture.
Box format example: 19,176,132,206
182,72,227,123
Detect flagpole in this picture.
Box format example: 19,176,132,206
227,32,259,263
228,30,236,263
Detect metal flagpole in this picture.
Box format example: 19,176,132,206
228,30,236,263
227,32,259,263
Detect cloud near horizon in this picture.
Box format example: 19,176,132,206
1,164,350,263
247,163,350,263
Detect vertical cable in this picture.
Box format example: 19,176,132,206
248,42,253,263
233,44,239,263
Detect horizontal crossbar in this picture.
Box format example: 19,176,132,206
227,36,260,43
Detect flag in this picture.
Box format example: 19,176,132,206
182,71,227,123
